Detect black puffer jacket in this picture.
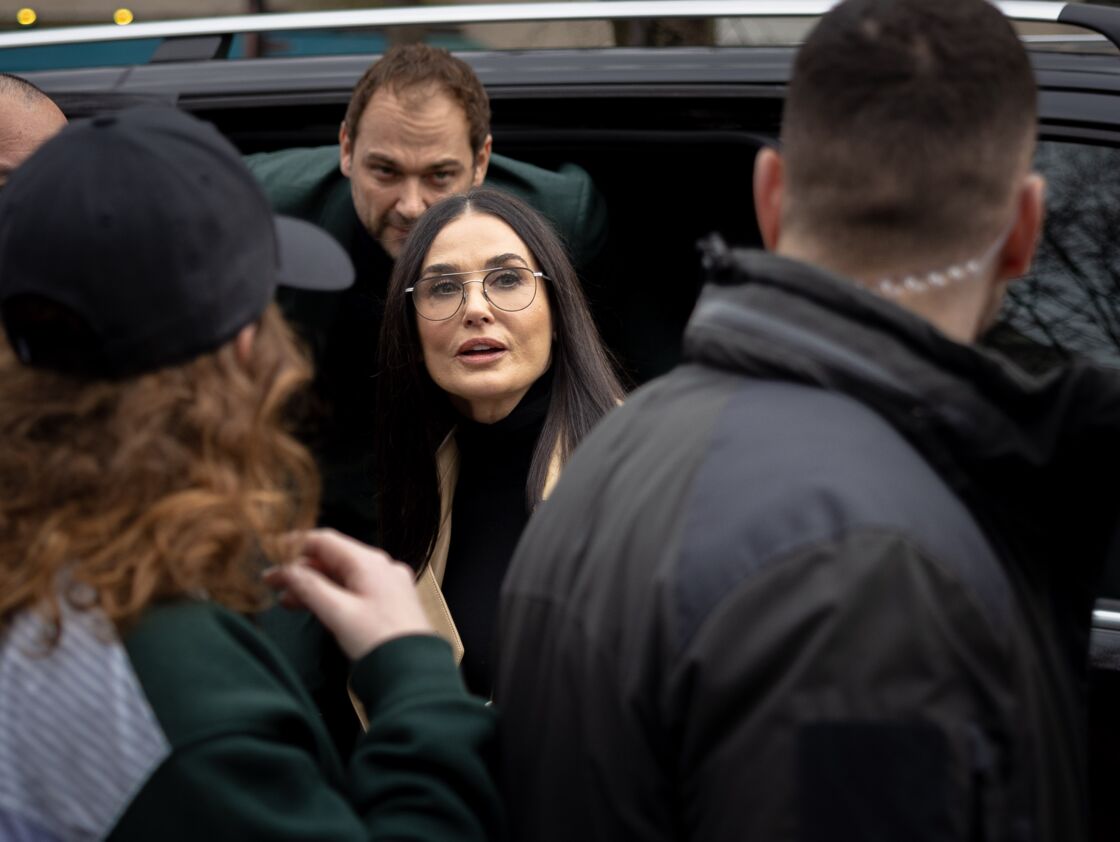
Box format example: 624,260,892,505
495,249,1120,842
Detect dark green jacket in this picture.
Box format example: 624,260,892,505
0,599,500,841
245,145,606,269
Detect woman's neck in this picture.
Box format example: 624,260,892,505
452,367,554,429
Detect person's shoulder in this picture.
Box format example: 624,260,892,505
0,605,174,842
243,145,353,229
125,600,317,745
530,376,1006,620
486,153,600,225
486,153,606,268
127,597,255,647
0,603,304,842
244,144,341,186
672,379,994,555
656,379,1011,631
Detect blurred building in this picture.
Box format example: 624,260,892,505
0,0,617,50
1,1,472,27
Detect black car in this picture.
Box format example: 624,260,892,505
4,1,1120,836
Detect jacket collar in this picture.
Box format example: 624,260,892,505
684,247,1120,637
686,249,1116,477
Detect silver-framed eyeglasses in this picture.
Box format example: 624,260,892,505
407,266,546,321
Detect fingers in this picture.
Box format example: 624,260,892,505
264,563,350,627
296,529,403,591
265,531,433,661
262,566,310,610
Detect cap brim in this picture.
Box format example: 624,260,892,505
274,214,354,292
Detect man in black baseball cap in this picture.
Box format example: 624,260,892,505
0,106,501,841
0,105,353,377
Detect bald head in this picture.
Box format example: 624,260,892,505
0,74,66,190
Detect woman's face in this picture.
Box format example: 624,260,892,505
415,211,553,423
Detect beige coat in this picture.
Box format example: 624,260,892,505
351,432,563,727
416,432,563,664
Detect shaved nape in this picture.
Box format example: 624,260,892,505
779,0,1037,268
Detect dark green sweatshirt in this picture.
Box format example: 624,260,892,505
0,599,501,841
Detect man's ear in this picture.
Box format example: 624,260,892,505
472,134,493,187
753,146,785,251
234,322,257,369
995,172,1045,282
339,121,353,178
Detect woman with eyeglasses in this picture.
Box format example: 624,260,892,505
375,188,625,695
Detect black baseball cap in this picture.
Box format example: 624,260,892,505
0,105,353,378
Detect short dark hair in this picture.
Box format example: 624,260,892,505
0,73,55,107
375,188,624,570
344,44,491,155
780,0,1037,265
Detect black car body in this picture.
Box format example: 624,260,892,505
3,1,1119,836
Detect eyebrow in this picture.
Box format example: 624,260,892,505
424,159,464,172
362,153,399,168
362,153,463,173
421,253,528,277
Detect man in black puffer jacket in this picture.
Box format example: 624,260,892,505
495,1,1120,840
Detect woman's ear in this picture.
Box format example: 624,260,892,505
753,147,785,251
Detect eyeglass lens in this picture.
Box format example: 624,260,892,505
413,267,537,320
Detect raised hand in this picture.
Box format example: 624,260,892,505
265,529,433,660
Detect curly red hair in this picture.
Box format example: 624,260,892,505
0,304,318,640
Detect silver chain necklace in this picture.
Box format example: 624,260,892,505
871,227,1009,298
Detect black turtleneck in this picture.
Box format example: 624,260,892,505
441,370,553,695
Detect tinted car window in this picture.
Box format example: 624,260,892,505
998,140,1120,371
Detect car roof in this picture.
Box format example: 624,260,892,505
2,0,1117,69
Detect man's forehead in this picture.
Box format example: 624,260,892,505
353,86,474,167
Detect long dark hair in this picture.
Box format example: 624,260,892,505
375,188,624,570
